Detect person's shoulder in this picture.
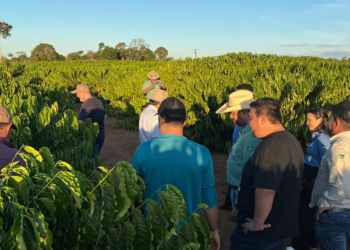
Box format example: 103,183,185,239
316,132,330,145
187,139,211,155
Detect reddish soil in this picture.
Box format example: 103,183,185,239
100,117,233,249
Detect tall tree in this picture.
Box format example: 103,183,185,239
0,22,13,63
154,47,168,61
116,42,127,60
30,43,60,61
144,48,156,61
128,38,149,61
98,42,105,51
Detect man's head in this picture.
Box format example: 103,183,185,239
0,106,16,139
157,97,187,134
147,71,159,83
249,98,283,138
70,84,92,102
325,100,350,136
149,90,168,109
236,83,254,93
216,90,254,127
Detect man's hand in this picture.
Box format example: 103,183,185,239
149,84,155,90
229,207,238,222
241,218,271,233
316,207,330,220
210,230,220,250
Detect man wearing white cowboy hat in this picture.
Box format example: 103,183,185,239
216,90,262,222
139,89,168,144
141,71,167,103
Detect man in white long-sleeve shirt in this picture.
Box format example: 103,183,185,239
310,100,350,250
139,90,168,144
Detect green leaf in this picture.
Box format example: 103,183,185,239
64,211,80,250
132,210,152,250
166,184,187,221
146,199,165,248
12,212,27,250
158,191,178,233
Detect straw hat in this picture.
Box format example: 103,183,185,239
149,90,168,102
147,71,159,80
0,106,17,129
70,84,90,94
216,90,254,114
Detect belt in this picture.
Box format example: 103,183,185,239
323,207,350,214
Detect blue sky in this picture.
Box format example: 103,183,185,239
1,0,350,59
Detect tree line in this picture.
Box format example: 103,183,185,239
0,22,171,62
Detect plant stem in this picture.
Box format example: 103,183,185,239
90,164,117,194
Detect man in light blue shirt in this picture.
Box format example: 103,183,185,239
141,71,167,103
131,97,220,249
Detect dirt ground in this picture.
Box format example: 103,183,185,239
100,117,234,249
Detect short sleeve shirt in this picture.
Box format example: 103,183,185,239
131,134,218,216
227,125,262,186
237,130,304,240
142,80,166,102
79,97,106,144
139,105,162,144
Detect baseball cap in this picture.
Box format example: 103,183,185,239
325,100,350,123
0,106,17,130
71,84,90,94
157,97,186,121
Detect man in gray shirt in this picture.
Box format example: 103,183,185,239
0,106,25,169
310,100,350,250
71,84,106,157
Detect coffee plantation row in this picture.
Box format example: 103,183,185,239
2,52,349,152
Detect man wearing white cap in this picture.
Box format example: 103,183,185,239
71,84,106,157
216,90,262,221
0,105,25,169
141,71,167,103
139,89,168,144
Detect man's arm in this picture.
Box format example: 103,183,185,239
157,81,167,89
242,188,274,233
141,84,155,95
203,206,220,250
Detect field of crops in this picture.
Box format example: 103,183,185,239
1,53,350,249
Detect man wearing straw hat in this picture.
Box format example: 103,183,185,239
139,89,168,144
216,90,262,221
0,105,25,169
141,71,167,103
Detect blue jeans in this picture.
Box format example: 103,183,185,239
315,212,350,250
92,142,104,158
230,188,239,208
230,226,285,250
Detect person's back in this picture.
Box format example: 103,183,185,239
132,134,216,215
0,139,25,169
238,130,304,239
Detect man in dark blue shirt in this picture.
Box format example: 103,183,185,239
71,84,106,157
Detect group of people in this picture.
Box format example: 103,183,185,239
136,73,350,250
1,70,350,250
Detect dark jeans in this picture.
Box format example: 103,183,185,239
291,164,319,250
225,184,232,206
315,212,350,250
230,226,285,250
92,142,104,158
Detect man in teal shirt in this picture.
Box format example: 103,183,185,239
141,71,167,103
216,90,262,220
131,97,220,249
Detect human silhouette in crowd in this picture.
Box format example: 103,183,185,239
131,97,220,250
139,90,168,144
216,89,261,221
291,107,330,250
310,100,350,250
71,84,106,157
219,84,255,212
141,71,167,104
0,105,25,169
230,98,304,250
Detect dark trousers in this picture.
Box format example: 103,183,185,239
230,226,285,250
225,184,232,206
291,164,319,250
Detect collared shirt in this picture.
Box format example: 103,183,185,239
227,125,262,186
305,130,330,168
139,105,162,144
310,131,350,209
232,126,242,145
141,80,166,102
131,134,218,216
0,138,26,170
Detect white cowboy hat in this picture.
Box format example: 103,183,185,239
216,90,254,114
